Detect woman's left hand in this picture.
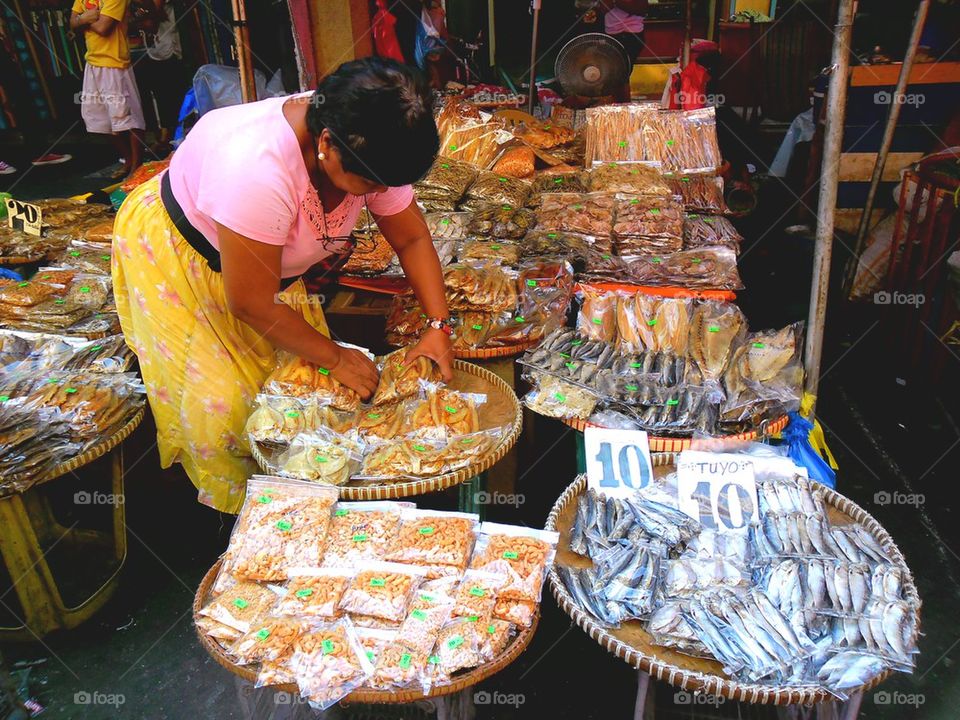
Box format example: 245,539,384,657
406,327,454,382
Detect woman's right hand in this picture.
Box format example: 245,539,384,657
330,346,379,401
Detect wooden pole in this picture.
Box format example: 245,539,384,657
13,0,56,119
231,0,257,103
803,0,856,406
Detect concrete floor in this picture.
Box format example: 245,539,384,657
2,157,959,720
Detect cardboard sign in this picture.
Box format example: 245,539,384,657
6,198,42,237
584,427,654,498
676,451,759,532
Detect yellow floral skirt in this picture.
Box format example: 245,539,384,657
112,175,329,513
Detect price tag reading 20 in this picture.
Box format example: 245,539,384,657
676,451,759,532
584,428,654,499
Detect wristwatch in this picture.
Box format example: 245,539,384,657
425,317,453,336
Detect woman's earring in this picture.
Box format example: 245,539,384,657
317,152,325,161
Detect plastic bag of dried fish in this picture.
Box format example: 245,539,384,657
520,230,594,265
461,172,532,211
688,301,747,383
527,172,588,208
522,372,598,420
436,101,507,169
722,322,804,425
415,157,478,204
459,238,521,265
577,286,618,343
466,203,536,239
424,212,471,240
276,428,364,486
648,602,712,656
584,104,653,164
669,176,728,213
613,195,685,242
443,262,519,313
683,214,742,251
536,192,616,238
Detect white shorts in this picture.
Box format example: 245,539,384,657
79,64,146,134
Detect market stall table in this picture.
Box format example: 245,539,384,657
0,407,144,640
544,471,921,719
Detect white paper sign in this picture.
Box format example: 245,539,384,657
6,198,42,237
676,451,759,532
584,427,654,498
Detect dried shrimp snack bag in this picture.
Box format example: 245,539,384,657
443,262,518,313
451,570,507,621
587,162,671,196
199,581,280,632
431,617,485,677
196,616,244,644
275,569,353,619
230,615,304,665
469,523,559,604
466,203,536,239
407,384,484,439
322,501,405,566
341,233,394,275
436,101,506,168
460,239,521,265
577,286,618,342
527,172,588,207
397,588,455,654
386,509,479,569
372,347,442,406
481,619,515,659
536,192,615,238
264,351,362,412
277,429,363,486
462,171,531,211
683,214,741,252
348,614,403,630
226,477,338,582
354,627,397,667
370,643,430,689
415,157,478,203
655,246,742,290
290,619,374,710
670,176,727,213
424,212,471,240
492,145,535,179
338,561,426,621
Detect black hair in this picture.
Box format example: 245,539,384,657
307,57,439,187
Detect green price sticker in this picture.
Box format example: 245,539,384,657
17,281,28,287
441,218,450,225
502,204,512,210
366,650,376,662
460,438,475,445
554,392,566,403
469,586,486,598
602,254,611,260
488,624,497,634
626,384,639,392
565,362,577,370
367,412,381,419
353,533,369,542
649,208,661,215
559,352,570,358
647,319,657,326
554,177,564,184
449,144,458,151
420,593,436,603
447,636,464,650
547,233,557,238
399,653,412,669
573,204,584,210
370,577,386,587
441,163,450,169
499,177,508,183
753,342,766,348
515,316,525,323
322,639,335,654
618,141,627,148
314,455,328,463
592,317,603,325
285,411,299,418
80,286,90,293
256,629,270,641
704,218,715,224
429,655,440,665
708,325,720,332
526,279,537,287
295,588,314,598
233,598,249,610
55,299,65,305
101,255,111,261
630,362,643,368
70,251,80,257
691,258,701,264
445,405,458,414
257,495,273,504
630,198,639,205
651,257,662,264
413,444,427,452
335,508,348,516
418,526,435,535
666,139,675,147
491,244,501,250
411,609,428,621
571,339,583,346
502,551,519,560
630,169,639,175
666,399,679,406
467,615,479,622
65,387,78,394
0,395,8,402
317,367,330,375
276,520,292,531
471,323,483,330
89,345,103,352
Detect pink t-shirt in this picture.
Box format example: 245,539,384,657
604,8,644,35
167,95,414,278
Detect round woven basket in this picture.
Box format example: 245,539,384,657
35,406,146,486
544,473,922,706
193,558,540,704
558,413,789,453
453,339,537,360
251,360,523,500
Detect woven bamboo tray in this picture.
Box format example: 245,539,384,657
544,472,922,706
193,558,540,704
453,339,538,360
558,413,789,453
251,360,522,500
36,405,146,486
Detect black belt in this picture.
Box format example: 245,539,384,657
160,171,301,290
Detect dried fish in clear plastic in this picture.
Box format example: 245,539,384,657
536,192,616,238
424,212,471,240
683,214,742,251
436,101,506,168
461,171,531,210
586,162,672,196
527,172,588,207
584,104,657,165
466,203,536,239
670,176,728,213
460,239,521,264
612,196,685,257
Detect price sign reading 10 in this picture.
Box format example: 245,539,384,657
676,452,760,532
584,428,654,498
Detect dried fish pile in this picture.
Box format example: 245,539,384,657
683,214,742,252
554,470,919,698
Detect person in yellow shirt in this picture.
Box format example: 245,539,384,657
70,0,146,177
